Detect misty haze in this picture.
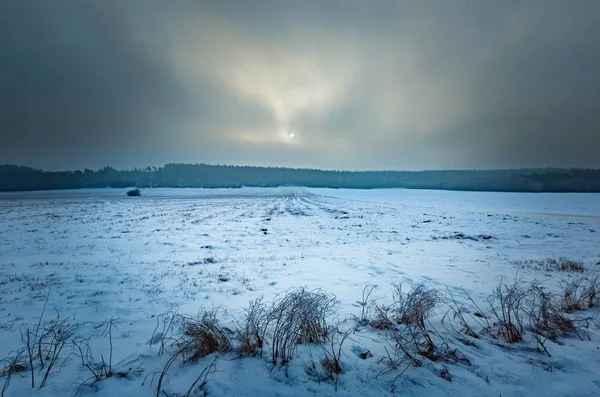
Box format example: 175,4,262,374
1,1,600,397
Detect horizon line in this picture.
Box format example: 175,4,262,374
3,162,600,174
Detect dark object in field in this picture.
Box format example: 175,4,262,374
126,188,141,197
433,233,493,241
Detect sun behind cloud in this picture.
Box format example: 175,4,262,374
168,15,358,145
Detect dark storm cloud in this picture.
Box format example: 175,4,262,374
0,0,273,169
0,1,185,168
1,0,599,170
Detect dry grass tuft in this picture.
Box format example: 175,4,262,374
268,288,337,365
321,356,342,376
560,276,599,312
515,257,585,273
557,258,585,272
370,316,395,330
526,282,586,342
392,283,442,327
1,360,26,377
181,310,232,362
370,306,395,330
487,279,527,343
390,283,443,360
237,297,268,357
377,283,467,368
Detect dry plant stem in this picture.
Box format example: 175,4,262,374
237,297,268,357
21,286,53,388
150,308,179,355
1,373,9,397
487,278,526,343
320,321,353,391
360,285,378,325
156,343,189,397
39,314,80,388
444,286,477,338
182,358,217,397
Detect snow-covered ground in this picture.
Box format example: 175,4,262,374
0,187,599,396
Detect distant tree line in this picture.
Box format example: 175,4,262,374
1,163,600,192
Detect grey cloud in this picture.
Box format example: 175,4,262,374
1,0,599,170
0,1,186,168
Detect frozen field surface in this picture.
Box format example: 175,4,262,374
1,188,599,396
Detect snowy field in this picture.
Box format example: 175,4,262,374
0,187,599,397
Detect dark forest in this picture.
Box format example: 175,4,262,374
2,164,600,192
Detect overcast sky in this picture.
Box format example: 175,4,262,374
1,0,599,171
